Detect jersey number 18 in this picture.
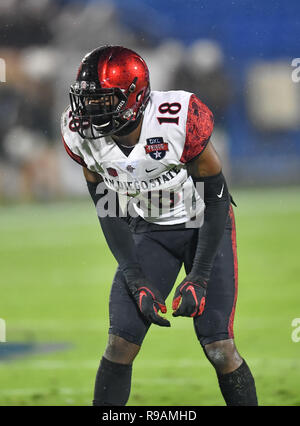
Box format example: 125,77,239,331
157,102,181,125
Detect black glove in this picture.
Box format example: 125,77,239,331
127,279,170,327
172,275,207,318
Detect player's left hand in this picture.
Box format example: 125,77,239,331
172,275,207,318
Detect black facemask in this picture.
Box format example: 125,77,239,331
84,103,115,134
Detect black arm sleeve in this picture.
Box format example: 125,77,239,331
191,172,230,280
86,180,144,282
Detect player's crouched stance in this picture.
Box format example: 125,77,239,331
61,45,258,406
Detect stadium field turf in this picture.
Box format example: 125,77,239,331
0,187,300,406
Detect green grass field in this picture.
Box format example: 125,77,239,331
0,187,300,406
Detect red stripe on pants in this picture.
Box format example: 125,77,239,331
228,205,238,339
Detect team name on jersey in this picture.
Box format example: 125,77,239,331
103,165,181,196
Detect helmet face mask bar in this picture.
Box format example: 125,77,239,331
69,46,150,139
69,85,131,139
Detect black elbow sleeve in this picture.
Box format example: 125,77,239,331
193,171,230,206
191,172,230,279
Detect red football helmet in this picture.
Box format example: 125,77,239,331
69,45,151,138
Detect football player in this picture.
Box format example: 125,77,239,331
61,45,258,406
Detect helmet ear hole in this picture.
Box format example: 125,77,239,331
136,91,143,102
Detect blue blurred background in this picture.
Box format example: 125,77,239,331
0,0,300,201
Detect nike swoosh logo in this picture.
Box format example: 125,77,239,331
217,184,224,198
139,290,147,309
145,168,157,173
186,285,199,317
186,285,198,304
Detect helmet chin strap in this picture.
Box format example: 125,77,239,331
92,119,111,128
92,115,112,127
114,114,142,136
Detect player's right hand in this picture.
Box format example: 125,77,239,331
127,280,170,327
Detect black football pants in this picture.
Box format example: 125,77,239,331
108,206,238,347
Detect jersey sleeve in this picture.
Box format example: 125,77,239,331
180,94,214,163
61,134,87,167
61,108,87,167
